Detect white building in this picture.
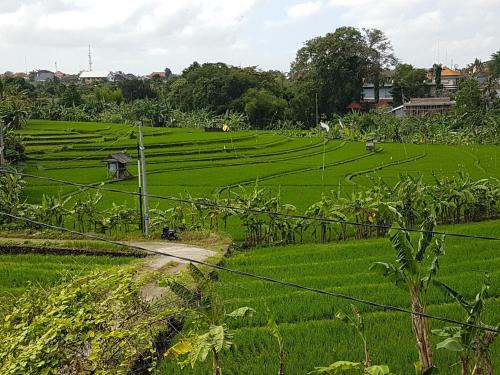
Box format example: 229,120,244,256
79,71,113,84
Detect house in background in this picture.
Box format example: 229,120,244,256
79,71,113,84
403,97,455,116
427,66,462,92
104,153,133,179
61,74,80,84
13,72,28,79
148,71,166,79
54,71,66,79
440,67,462,91
361,70,394,108
146,68,173,80
33,70,55,82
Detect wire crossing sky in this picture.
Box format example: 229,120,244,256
1,0,499,74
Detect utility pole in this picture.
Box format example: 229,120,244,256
136,142,144,233
0,120,5,167
138,121,149,236
315,92,319,128
88,45,93,72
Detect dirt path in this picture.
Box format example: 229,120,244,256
127,241,216,302
1,237,217,302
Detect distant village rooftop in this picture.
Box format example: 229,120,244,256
79,71,111,79
404,97,455,116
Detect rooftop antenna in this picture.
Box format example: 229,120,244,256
437,40,440,64
88,45,93,72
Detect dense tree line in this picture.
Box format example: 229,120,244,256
1,27,499,136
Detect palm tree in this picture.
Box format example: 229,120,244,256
371,213,445,372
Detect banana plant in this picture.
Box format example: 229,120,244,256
38,194,72,227
165,264,255,375
0,172,25,220
432,276,498,375
336,305,371,368
267,318,286,375
232,182,267,245
311,305,392,375
370,212,444,373
71,192,102,232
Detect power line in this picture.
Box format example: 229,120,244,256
2,169,500,242
0,211,498,335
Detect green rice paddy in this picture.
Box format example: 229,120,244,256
18,120,500,214
159,220,500,374
0,252,138,316
12,120,500,373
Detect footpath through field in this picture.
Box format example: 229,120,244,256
127,241,216,301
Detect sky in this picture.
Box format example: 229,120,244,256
0,0,499,75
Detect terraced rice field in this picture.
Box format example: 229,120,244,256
0,252,138,315
12,121,500,373
158,220,500,374
19,120,500,215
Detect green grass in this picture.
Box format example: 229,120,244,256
19,120,500,206
15,119,500,238
0,253,139,306
158,220,500,374
10,120,500,373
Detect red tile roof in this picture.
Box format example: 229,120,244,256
441,67,461,76
347,102,362,110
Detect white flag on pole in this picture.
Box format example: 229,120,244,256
320,122,330,132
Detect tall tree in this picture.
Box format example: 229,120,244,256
119,79,156,102
454,76,484,127
60,84,82,107
363,29,398,103
433,63,442,91
391,64,428,105
290,27,367,124
488,50,500,78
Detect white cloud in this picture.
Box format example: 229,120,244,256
0,0,498,74
287,1,322,21
0,0,261,73
327,0,500,68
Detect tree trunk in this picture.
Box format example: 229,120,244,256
471,332,496,375
374,71,380,103
362,337,372,369
212,348,221,375
460,353,470,375
411,292,433,372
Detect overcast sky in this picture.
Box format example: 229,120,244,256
1,0,499,75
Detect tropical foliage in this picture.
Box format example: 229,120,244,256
432,277,498,375
371,214,445,372
165,264,255,375
2,169,499,245
0,269,177,374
